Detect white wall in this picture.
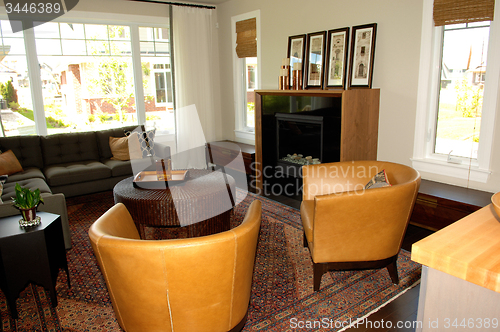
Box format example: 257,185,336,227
216,0,500,194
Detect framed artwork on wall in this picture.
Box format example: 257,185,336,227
324,27,350,89
287,34,306,89
348,23,377,88
305,31,326,89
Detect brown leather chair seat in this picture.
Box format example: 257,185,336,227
88,200,261,332
300,161,421,291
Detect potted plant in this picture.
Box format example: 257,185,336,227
12,183,44,226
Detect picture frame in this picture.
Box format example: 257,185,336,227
324,27,350,89
305,31,326,89
348,23,377,88
287,34,306,89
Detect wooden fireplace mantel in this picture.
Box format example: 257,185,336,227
254,89,380,191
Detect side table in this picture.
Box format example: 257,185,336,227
0,212,70,319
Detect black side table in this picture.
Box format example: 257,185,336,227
0,212,70,319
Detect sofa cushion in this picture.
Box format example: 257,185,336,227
2,178,51,202
109,136,143,161
0,150,23,175
0,135,44,169
96,125,139,161
125,128,156,157
44,161,111,187
6,167,45,182
102,159,133,177
41,132,100,166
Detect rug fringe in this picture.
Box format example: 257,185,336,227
337,280,421,332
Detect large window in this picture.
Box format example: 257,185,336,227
244,56,257,128
0,19,174,136
412,0,499,183
434,22,490,159
231,11,260,142
0,21,35,136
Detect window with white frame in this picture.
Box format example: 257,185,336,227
0,18,174,136
231,11,260,141
412,0,499,183
152,63,173,106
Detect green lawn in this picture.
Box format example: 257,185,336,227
17,108,67,129
436,103,481,142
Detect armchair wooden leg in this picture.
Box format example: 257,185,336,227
386,256,399,285
313,263,327,291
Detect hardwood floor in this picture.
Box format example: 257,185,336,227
263,193,434,332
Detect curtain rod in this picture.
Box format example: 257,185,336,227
129,0,216,9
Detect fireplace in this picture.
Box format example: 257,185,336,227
276,113,322,176
275,112,340,177
254,89,380,199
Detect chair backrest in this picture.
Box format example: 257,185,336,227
302,161,420,263
88,200,262,332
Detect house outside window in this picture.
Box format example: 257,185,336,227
412,0,499,183
0,18,174,137
152,63,173,106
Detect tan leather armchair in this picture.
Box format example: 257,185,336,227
88,200,261,332
301,161,420,291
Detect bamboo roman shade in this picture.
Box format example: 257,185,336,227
433,0,495,26
235,18,256,58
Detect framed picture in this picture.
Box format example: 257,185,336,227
305,31,326,89
287,34,306,89
348,23,377,88
324,27,349,89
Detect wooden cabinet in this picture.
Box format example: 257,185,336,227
410,179,492,231
254,89,380,191
206,140,256,192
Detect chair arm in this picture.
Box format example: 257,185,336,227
38,193,72,249
311,181,419,263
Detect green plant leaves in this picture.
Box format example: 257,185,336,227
12,183,44,209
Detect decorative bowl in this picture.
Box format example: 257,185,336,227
491,192,500,218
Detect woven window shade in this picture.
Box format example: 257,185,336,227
434,0,495,26
235,18,257,58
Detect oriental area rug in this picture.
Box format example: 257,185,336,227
0,189,421,331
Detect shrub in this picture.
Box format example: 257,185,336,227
0,81,18,105
8,101,20,110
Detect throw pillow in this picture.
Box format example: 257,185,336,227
0,175,5,204
365,169,391,189
0,150,23,175
124,128,156,157
109,136,143,160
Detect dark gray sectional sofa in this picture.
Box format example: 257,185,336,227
0,125,170,249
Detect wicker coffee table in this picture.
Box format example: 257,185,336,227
113,169,236,239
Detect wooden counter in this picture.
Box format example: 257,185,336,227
412,204,500,331
411,204,500,293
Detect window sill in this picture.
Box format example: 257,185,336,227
234,129,255,142
411,158,491,183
